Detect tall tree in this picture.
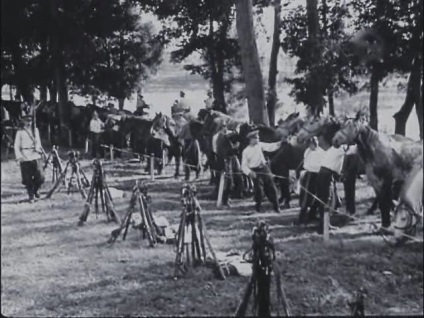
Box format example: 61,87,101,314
266,0,282,126
235,0,269,125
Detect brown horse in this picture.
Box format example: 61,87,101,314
332,116,423,229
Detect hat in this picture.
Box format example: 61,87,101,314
180,91,185,97
22,115,33,122
207,90,212,96
246,129,259,139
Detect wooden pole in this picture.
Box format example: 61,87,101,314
150,153,155,181
216,172,225,208
85,138,89,154
323,210,330,241
110,145,114,161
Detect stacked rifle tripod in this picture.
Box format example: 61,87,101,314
43,145,64,182
174,184,226,280
45,150,90,199
78,159,121,225
108,180,157,247
235,221,291,317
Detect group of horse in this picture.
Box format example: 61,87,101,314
145,108,422,242
2,99,422,241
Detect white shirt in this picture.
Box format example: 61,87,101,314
90,118,104,133
205,97,214,109
241,142,281,175
345,144,357,155
14,127,43,161
2,106,10,121
321,146,345,175
212,131,223,154
303,147,325,173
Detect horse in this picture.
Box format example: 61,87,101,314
332,114,423,229
151,112,207,180
118,115,164,174
392,162,423,244
297,115,367,215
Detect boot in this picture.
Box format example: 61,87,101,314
26,187,34,203
33,184,41,199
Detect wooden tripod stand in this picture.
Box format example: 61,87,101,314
108,181,157,247
174,184,226,280
43,145,64,183
235,221,291,317
45,151,90,199
78,159,121,225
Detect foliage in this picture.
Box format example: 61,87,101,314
280,1,363,113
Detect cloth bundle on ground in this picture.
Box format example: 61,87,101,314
130,213,176,244
205,250,252,278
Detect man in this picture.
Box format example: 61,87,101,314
204,90,214,110
315,145,345,234
14,115,45,203
179,91,190,111
133,95,149,117
298,137,324,225
89,111,104,158
241,129,282,213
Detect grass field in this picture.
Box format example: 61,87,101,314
1,152,423,316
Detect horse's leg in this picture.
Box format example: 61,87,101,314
367,193,379,215
174,145,181,178
343,170,357,215
278,168,290,208
378,181,392,228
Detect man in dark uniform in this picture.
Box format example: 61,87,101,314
14,115,45,202
241,129,282,213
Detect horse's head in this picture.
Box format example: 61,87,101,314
151,112,175,147
276,112,304,140
332,118,362,148
296,115,325,144
392,200,421,245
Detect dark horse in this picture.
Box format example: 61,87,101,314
150,112,205,180
333,113,423,229
118,115,164,174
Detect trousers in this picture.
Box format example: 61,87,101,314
91,132,102,158
298,171,318,223
316,167,338,233
251,165,279,209
20,159,45,195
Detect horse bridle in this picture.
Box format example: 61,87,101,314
393,202,421,232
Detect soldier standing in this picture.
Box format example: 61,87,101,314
241,129,282,213
14,115,45,203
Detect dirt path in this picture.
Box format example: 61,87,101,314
1,159,423,316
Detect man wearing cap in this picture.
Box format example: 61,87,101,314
89,111,104,158
172,91,191,117
14,116,45,202
204,90,214,110
241,129,282,213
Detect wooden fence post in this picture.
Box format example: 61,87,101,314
85,138,89,154
216,172,225,208
110,145,114,161
150,153,155,181
323,210,330,241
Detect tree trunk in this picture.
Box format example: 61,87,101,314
393,58,419,135
50,0,69,143
369,63,380,130
266,0,281,127
39,32,48,102
10,42,33,104
235,0,269,126
306,0,324,114
414,55,423,139
328,91,334,116
48,81,58,102
118,98,125,110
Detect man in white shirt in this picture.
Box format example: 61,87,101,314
14,116,45,202
89,111,104,158
241,129,281,213
298,137,325,225
315,145,346,234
